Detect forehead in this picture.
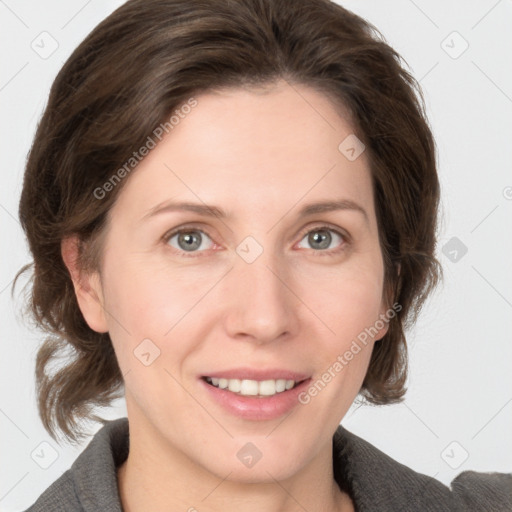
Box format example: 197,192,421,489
109,80,375,226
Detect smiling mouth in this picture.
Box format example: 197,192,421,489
202,376,306,397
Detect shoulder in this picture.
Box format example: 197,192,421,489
450,469,512,511
21,418,128,512
333,425,512,511
21,470,79,511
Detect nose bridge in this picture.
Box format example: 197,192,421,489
223,243,298,343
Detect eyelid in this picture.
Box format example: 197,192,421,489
296,222,351,244
162,222,350,257
294,222,350,255
162,224,218,257
162,223,214,242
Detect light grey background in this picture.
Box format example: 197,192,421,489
1,1,511,510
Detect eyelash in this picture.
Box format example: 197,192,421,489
162,223,350,258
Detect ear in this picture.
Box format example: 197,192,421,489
375,262,401,341
61,236,109,333
375,300,390,341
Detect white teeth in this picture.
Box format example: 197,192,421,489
275,379,286,393
259,380,277,396
240,379,259,395
285,379,295,390
228,379,241,393
205,377,298,396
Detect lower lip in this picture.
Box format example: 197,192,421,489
199,377,312,421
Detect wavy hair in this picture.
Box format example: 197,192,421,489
14,0,442,444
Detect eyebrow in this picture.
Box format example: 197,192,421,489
141,198,369,224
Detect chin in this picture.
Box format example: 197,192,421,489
198,443,301,484
220,462,300,485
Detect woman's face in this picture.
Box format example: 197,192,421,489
74,80,389,482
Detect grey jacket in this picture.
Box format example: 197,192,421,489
23,417,512,511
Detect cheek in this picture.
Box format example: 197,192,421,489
304,273,382,407
98,263,173,361
335,279,383,338
301,259,385,343
100,256,220,376
102,257,198,332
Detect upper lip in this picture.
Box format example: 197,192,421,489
202,367,310,382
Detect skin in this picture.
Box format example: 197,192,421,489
62,79,389,512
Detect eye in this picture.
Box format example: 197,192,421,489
296,226,347,254
163,224,348,257
164,228,215,255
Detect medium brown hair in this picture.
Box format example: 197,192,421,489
14,0,442,444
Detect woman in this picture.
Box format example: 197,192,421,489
14,0,511,510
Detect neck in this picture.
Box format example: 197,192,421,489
116,421,354,512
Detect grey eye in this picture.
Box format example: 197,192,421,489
167,230,213,252
297,229,343,251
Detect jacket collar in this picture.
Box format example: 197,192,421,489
332,424,456,511
69,416,456,511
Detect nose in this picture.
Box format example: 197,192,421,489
223,250,299,345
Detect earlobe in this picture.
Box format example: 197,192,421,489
376,306,390,341
61,236,109,333
376,293,393,341
376,261,401,341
